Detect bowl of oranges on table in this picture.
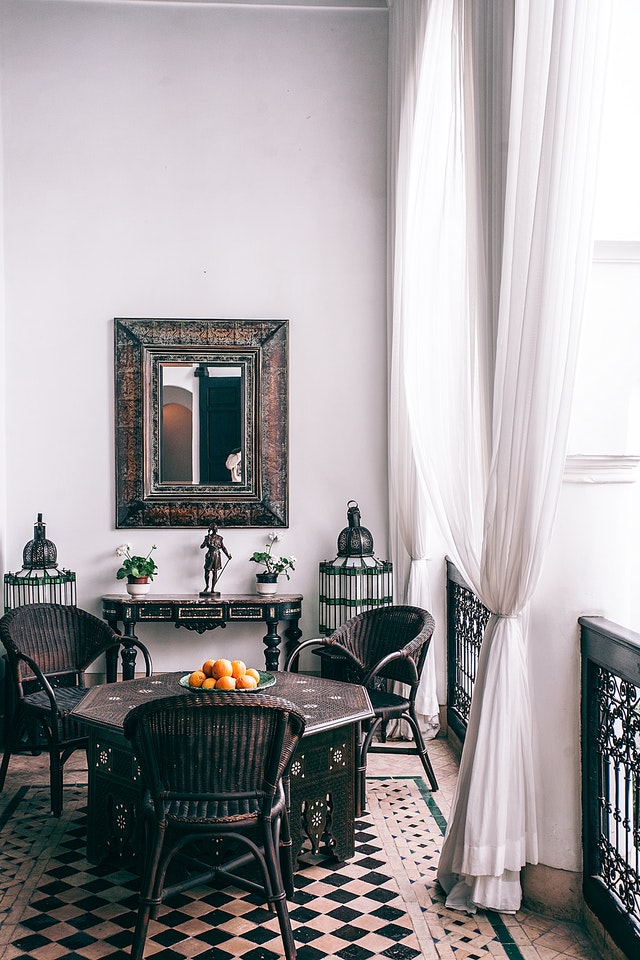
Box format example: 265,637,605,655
180,658,275,691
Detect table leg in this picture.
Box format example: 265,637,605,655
262,618,282,672
105,646,119,684
283,617,302,670
103,614,120,683
120,625,139,681
288,726,356,866
87,733,142,863
356,719,367,818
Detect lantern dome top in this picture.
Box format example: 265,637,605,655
22,513,58,569
336,500,374,558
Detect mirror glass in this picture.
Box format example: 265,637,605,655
160,363,244,484
115,319,288,528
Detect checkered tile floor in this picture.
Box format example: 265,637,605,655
1,778,430,960
0,746,605,960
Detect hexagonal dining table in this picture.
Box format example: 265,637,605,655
71,670,374,871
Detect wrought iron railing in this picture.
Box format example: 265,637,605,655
580,616,640,960
445,558,490,743
446,573,640,954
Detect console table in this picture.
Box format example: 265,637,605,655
101,593,303,679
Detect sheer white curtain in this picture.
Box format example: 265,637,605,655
390,0,611,912
388,0,440,738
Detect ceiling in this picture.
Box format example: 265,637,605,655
69,0,389,7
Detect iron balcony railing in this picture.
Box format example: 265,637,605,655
446,568,640,955
445,558,490,743
580,616,640,960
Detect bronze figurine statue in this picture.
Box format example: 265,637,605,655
200,522,231,596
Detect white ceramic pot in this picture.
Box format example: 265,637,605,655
255,574,278,596
126,578,151,597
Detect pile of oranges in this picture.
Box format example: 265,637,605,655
188,658,261,690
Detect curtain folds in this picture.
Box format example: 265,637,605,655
388,0,440,738
388,0,611,912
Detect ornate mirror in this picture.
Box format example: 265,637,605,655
115,318,288,527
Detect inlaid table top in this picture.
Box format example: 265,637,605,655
72,670,374,736
101,592,303,607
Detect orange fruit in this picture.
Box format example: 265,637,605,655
212,658,233,679
215,675,236,690
188,670,206,688
202,677,216,689
231,660,246,680
245,668,260,682
237,674,258,689
202,659,216,677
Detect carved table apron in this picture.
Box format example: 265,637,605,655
101,593,303,677
71,671,373,871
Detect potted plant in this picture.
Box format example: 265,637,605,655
115,543,158,596
249,533,295,595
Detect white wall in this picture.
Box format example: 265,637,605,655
0,0,390,671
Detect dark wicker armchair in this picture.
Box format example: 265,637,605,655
285,605,437,814
0,603,152,816
123,692,306,960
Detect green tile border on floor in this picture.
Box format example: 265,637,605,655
368,775,527,960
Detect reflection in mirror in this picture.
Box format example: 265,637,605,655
160,364,244,484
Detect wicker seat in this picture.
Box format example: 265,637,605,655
285,605,437,815
123,691,306,960
0,603,152,817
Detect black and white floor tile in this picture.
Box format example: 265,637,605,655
0,743,605,960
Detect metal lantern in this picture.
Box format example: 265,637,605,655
319,500,392,635
4,513,77,610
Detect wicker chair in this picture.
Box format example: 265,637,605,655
285,605,437,815
123,692,306,960
0,603,152,816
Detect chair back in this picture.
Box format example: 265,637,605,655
0,603,120,692
329,605,435,689
123,692,306,810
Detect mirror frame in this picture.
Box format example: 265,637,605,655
115,318,288,528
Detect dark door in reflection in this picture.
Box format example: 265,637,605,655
199,377,242,483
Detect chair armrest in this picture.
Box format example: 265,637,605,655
285,637,365,680
102,637,153,678
284,638,326,671
130,638,153,677
17,651,63,713
362,649,418,686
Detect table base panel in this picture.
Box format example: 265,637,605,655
86,724,357,868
